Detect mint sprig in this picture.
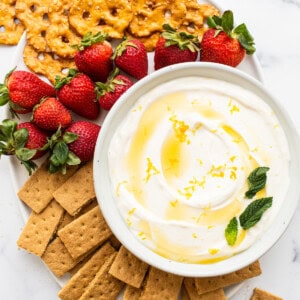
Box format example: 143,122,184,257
245,166,270,199
225,217,238,246
239,197,273,230
225,166,272,246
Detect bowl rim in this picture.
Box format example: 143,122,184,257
93,62,300,277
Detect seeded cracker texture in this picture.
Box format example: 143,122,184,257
17,160,78,213
109,245,149,288
195,260,262,294
17,200,64,256
53,161,96,216
79,253,125,300
58,206,112,259
58,242,116,300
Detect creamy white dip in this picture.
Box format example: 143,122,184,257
108,77,290,263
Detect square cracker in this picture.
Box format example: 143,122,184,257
58,206,112,259
251,288,283,300
140,266,183,299
123,284,144,300
195,260,262,295
53,161,96,216
18,160,78,213
79,252,125,300
109,245,148,288
42,237,83,277
17,200,64,256
58,242,116,300
184,278,226,300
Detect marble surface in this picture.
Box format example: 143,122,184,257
0,0,299,299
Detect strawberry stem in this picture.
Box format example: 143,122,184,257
54,68,79,89
0,119,38,175
73,32,108,51
161,24,200,52
207,10,256,55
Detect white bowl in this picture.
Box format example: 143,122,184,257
93,62,300,277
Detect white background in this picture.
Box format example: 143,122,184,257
0,0,299,299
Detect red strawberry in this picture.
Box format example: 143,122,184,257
96,68,133,110
112,38,148,79
66,121,100,162
0,69,55,115
154,24,200,70
0,119,49,174
17,122,48,159
200,10,256,67
55,69,100,120
45,121,100,173
32,97,72,131
74,32,113,82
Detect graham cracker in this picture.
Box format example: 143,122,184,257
109,245,148,288
58,242,116,300
79,253,125,300
17,200,64,256
53,161,96,216
58,206,112,259
18,160,78,213
251,288,283,300
42,237,83,277
140,266,183,299
184,277,226,300
57,211,74,231
109,234,122,250
123,284,144,300
182,286,191,300
195,260,262,295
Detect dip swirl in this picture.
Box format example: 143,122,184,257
108,77,290,263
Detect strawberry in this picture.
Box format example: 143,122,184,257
112,38,148,79
32,97,72,131
154,24,200,70
0,69,55,115
55,69,100,120
96,68,133,110
45,121,100,173
200,10,256,67
0,119,49,174
73,32,113,83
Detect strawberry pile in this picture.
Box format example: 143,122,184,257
0,10,255,175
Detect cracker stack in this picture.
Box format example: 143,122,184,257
16,161,265,299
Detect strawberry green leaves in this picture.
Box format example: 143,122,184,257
225,217,238,246
0,119,37,175
245,167,270,199
225,166,272,246
44,127,80,174
207,10,256,55
72,32,108,51
161,24,200,52
239,197,273,230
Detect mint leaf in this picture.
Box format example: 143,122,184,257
225,217,238,246
245,166,270,198
239,197,273,230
